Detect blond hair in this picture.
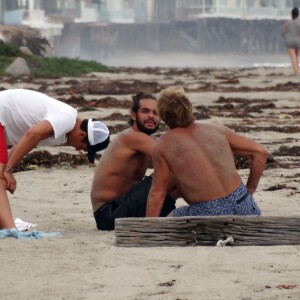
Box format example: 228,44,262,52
158,87,194,129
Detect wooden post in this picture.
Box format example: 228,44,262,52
115,216,300,247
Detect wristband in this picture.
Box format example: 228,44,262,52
4,164,14,173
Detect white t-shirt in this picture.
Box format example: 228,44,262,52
0,89,77,146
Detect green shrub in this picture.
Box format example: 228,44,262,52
0,56,14,74
0,41,22,56
0,40,115,77
0,42,22,74
30,56,115,77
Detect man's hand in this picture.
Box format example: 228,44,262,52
3,171,16,194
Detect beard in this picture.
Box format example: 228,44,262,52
136,116,159,135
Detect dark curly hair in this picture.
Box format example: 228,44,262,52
128,92,156,125
292,7,299,19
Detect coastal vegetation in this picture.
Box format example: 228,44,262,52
29,56,115,77
0,40,115,77
0,40,22,74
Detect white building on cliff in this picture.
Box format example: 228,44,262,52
1,0,300,35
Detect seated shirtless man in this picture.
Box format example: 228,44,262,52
91,92,177,230
146,87,268,217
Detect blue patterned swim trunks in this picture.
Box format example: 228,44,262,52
172,183,261,217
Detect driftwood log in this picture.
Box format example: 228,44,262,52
115,216,300,247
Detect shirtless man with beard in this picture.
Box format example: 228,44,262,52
91,92,177,230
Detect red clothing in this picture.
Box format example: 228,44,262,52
0,123,8,164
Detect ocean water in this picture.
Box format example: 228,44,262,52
99,53,291,69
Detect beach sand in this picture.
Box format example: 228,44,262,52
0,66,299,300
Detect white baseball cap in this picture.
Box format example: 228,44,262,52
87,119,110,163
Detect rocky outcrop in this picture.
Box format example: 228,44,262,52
0,25,53,57
5,57,31,76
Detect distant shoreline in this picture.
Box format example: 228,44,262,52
98,53,291,69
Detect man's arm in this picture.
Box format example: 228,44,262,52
7,120,54,169
127,131,155,157
224,127,268,194
146,146,171,217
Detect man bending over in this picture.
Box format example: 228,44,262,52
0,89,110,229
146,87,268,217
91,92,177,230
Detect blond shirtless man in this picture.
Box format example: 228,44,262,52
91,92,176,230
146,87,268,217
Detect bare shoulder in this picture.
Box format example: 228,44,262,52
154,131,174,149
120,128,155,154
205,123,231,133
121,128,153,143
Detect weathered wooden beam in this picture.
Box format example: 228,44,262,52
115,216,300,247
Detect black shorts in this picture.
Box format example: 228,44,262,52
94,176,176,231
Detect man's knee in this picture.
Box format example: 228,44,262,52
94,203,115,231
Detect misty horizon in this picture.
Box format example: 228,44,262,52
75,53,291,69
54,17,289,69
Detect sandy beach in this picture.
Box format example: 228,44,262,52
0,66,299,300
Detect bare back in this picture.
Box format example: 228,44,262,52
156,123,242,203
91,128,153,211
